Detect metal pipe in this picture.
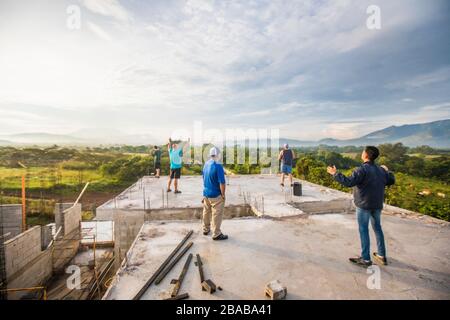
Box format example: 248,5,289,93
154,241,193,285
132,230,193,300
196,254,205,283
170,253,193,297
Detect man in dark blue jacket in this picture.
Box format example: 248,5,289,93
327,146,395,267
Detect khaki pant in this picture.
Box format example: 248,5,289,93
202,196,225,238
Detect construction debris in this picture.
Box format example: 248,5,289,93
165,292,189,300
169,253,192,298
202,279,217,294
195,254,217,294
265,280,287,300
155,241,193,285
132,230,193,300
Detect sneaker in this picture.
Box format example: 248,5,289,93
212,234,228,241
373,252,388,265
167,189,172,192
174,190,182,194
349,256,372,267
203,230,210,236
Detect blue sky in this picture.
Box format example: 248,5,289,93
0,0,449,141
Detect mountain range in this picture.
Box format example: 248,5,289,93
282,119,450,148
0,119,448,148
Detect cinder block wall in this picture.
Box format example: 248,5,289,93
54,203,74,236
7,249,52,299
4,226,42,278
52,204,82,273
63,204,81,236
3,225,53,299
113,210,145,268
0,204,22,241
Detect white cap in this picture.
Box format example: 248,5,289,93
283,143,289,149
209,146,220,157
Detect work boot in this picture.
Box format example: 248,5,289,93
213,234,228,241
349,256,372,267
373,252,388,265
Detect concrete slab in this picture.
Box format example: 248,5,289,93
103,214,450,300
96,175,351,220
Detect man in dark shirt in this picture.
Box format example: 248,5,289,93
151,146,161,178
327,146,395,267
278,144,296,187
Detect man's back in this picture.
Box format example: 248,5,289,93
281,149,293,166
202,159,225,198
153,149,161,162
334,162,395,210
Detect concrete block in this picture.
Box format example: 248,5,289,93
265,280,287,300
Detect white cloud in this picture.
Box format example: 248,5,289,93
81,0,131,22
87,21,112,41
0,0,447,138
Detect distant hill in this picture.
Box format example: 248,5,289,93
0,130,158,146
0,139,12,146
1,119,448,148
0,133,86,145
284,119,450,148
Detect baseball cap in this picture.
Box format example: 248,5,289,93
209,146,220,157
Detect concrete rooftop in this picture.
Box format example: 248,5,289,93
104,215,450,300
96,175,352,220
101,174,450,300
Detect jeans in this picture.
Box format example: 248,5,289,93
356,207,386,261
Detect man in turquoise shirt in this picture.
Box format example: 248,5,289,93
167,138,189,193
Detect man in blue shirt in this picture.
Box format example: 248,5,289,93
202,147,228,240
167,138,189,194
327,146,395,267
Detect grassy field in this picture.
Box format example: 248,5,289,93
1,145,448,226
0,166,130,226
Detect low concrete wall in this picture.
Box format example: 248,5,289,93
41,224,53,249
64,204,82,236
113,210,145,268
7,249,52,299
290,198,354,215
52,204,82,273
3,226,53,299
54,203,74,236
4,226,42,278
1,204,22,241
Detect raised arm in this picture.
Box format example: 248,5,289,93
329,166,366,188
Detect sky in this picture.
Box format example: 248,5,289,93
0,0,449,142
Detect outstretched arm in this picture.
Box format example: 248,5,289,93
328,166,365,188
381,165,395,186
